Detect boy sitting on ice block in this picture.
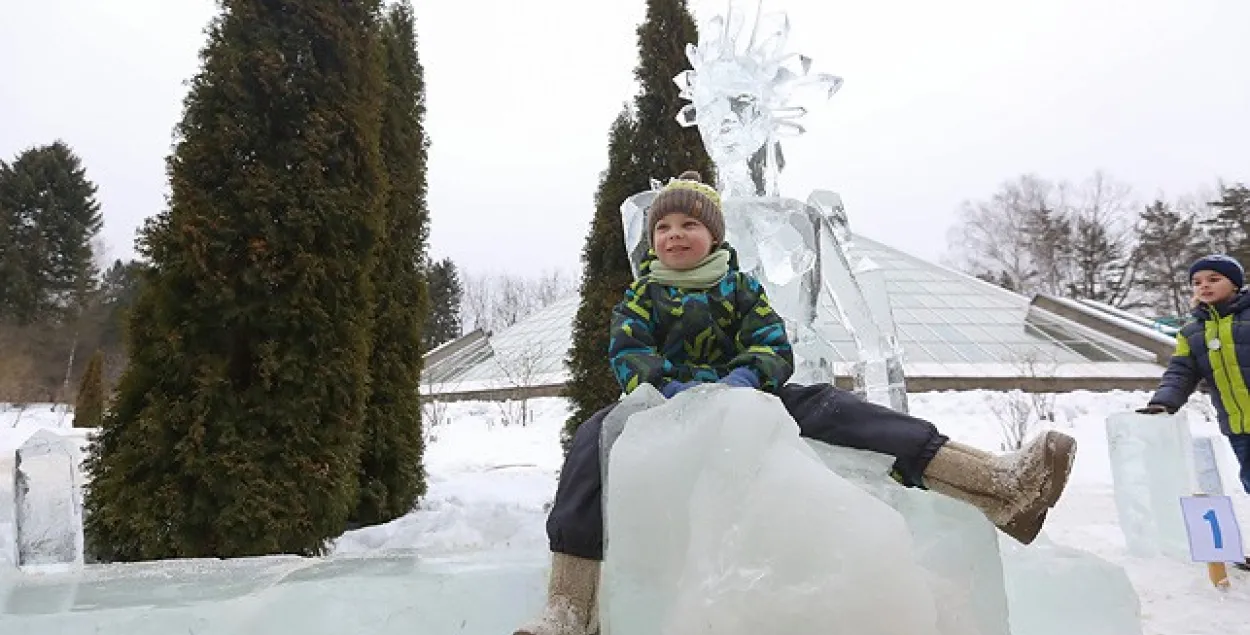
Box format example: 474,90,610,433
514,171,1078,635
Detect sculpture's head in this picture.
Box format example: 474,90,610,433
675,1,843,183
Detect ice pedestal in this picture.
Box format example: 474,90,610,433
806,443,1010,635
1000,536,1143,635
601,385,991,635
14,430,83,569
0,447,19,569
0,550,548,634
1105,412,1197,559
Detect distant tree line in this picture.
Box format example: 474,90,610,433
947,171,1250,318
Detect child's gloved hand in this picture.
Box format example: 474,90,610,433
1136,404,1170,415
718,367,760,389
661,380,700,398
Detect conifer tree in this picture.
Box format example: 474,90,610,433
1132,200,1204,317
630,0,716,182
73,350,105,429
354,0,430,526
83,0,386,561
423,257,463,352
1202,183,1250,265
563,110,642,448
0,142,102,324
562,0,714,448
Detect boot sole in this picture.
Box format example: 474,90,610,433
1040,431,1077,508
1001,431,1077,545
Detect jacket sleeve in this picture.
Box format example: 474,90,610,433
1149,331,1199,410
608,280,673,393
728,273,794,391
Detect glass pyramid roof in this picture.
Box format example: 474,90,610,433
426,235,1160,394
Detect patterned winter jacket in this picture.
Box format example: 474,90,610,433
1149,290,1250,435
608,244,794,395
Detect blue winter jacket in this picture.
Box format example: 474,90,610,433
1149,291,1250,435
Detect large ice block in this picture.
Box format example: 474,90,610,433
806,443,1010,635
1000,536,1143,635
0,448,18,569
1105,412,1197,559
0,549,548,634
14,430,82,569
601,385,943,635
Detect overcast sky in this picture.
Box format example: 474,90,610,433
2,0,1248,279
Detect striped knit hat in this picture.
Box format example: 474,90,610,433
647,171,724,246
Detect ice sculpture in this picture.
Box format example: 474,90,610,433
1000,536,1143,635
620,0,907,409
600,386,945,635
1105,411,1197,560
14,430,82,569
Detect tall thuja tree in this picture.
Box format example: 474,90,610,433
0,142,102,323
354,0,430,526
631,0,715,183
83,0,387,561
422,257,462,352
563,109,642,448
563,0,715,448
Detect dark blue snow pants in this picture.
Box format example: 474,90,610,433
545,383,949,561
1228,434,1250,494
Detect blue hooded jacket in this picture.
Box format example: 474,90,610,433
1149,290,1250,435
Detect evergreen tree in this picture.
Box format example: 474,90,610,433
354,0,429,526
83,0,387,561
96,259,146,354
1067,212,1134,305
562,109,641,448
1132,200,1204,317
1202,183,1250,265
0,142,102,324
562,0,714,448
73,349,105,428
630,0,715,182
1021,204,1072,295
562,1,714,441
423,257,463,351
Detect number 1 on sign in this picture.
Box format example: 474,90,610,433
1203,509,1223,549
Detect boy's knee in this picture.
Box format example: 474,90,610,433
569,404,615,450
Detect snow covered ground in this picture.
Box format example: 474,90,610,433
2,390,1248,634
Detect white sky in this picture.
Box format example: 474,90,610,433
2,0,1248,279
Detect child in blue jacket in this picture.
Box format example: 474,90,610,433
514,172,1078,635
1142,253,1250,493
1142,254,1250,490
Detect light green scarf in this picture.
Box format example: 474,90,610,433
648,248,731,289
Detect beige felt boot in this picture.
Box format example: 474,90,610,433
923,430,1077,545
514,552,601,635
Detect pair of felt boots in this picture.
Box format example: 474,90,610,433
515,430,1078,635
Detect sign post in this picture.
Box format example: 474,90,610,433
1180,494,1244,590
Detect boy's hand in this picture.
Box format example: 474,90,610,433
718,367,760,389
661,380,700,399
1136,404,1170,415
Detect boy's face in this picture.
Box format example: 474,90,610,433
653,212,715,270
1192,270,1237,305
